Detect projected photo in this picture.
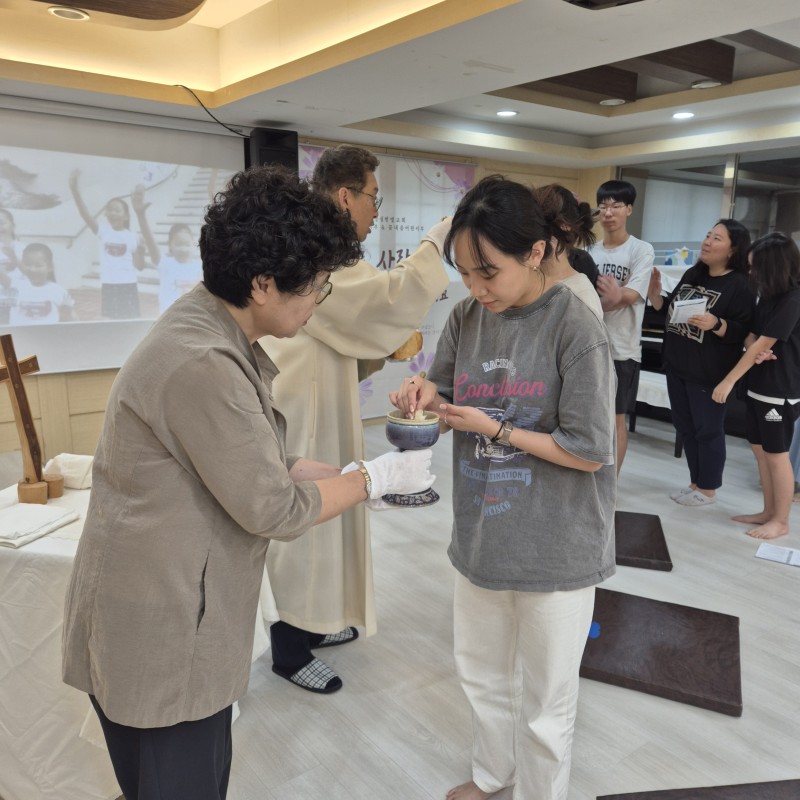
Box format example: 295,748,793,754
0,147,235,325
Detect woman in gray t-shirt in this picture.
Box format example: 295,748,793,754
391,177,616,800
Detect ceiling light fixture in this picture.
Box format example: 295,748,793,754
47,6,90,21
673,111,695,120
692,79,722,89
599,98,626,106
496,110,518,117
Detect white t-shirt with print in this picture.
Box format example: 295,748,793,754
97,223,140,285
158,256,202,312
588,235,654,362
10,281,74,325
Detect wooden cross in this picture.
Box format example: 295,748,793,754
0,334,62,503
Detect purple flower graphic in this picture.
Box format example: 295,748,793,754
409,351,434,379
359,378,374,407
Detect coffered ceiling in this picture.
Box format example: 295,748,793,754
1,0,800,169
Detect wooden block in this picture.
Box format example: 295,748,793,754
18,480,49,504
581,588,742,716
597,779,800,799
614,510,673,571
44,472,65,498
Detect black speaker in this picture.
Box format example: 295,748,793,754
244,128,299,174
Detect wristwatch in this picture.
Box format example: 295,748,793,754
711,316,723,332
497,421,514,446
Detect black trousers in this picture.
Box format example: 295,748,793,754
667,372,727,489
270,620,316,671
89,695,232,800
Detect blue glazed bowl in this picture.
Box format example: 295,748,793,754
385,409,440,450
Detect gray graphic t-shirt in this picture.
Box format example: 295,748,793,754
428,284,617,592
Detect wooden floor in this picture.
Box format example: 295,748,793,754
225,417,800,800
4,415,791,800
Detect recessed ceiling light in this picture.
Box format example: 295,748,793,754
672,111,695,120
599,98,626,106
47,6,90,21
692,79,722,89
496,110,518,117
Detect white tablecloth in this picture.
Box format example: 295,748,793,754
637,370,670,410
0,485,275,800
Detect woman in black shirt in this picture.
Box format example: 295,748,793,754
713,232,800,539
648,219,753,506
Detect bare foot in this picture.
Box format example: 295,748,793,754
732,512,770,525
446,781,494,800
746,521,789,540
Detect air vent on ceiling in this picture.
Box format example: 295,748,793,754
563,0,647,9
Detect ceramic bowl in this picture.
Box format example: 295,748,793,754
385,409,440,450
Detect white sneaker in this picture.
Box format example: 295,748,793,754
674,490,715,507
669,486,694,501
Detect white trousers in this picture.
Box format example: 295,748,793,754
453,572,595,800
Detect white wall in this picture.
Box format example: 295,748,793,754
641,179,723,243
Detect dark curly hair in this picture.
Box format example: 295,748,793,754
200,165,362,308
311,145,379,195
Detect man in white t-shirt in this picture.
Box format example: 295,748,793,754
587,180,654,474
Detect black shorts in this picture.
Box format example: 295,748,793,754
745,397,800,454
614,359,640,415
101,283,140,320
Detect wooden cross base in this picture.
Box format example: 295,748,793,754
18,473,64,504
0,334,63,505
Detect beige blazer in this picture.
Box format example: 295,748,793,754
62,284,321,728
264,242,450,636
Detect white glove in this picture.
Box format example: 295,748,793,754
421,217,452,256
341,462,392,511
344,450,433,499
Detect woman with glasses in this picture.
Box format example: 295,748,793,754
62,166,436,800
648,219,753,506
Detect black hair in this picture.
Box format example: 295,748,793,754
443,175,549,273
105,197,131,228
596,180,636,207
748,231,800,301
168,223,193,245
200,165,362,308
533,184,597,258
21,242,56,281
703,219,751,274
311,145,380,195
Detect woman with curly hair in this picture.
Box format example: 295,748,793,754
62,165,436,800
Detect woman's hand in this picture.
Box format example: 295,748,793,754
438,403,497,437
712,379,734,404
389,376,437,418
754,349,776,365
646,267,664,310
687,312,718,331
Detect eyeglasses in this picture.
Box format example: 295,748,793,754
597,202,628,214
314,280,333,305
347,187,383,211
